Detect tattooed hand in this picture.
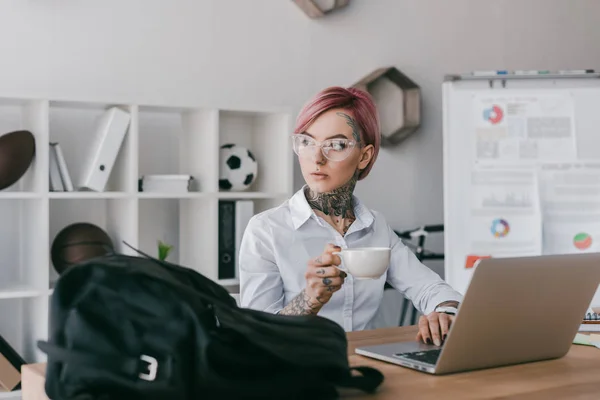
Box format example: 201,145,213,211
279,243,346,316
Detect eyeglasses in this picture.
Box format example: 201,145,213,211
291,133,359,162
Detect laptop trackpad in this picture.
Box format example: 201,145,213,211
357,340,439,357
391,341,438,353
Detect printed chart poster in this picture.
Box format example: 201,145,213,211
466,166,543,261
472,92,577,162
538,162,600,255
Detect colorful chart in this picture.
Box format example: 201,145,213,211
573,232,592,250
491,218,510,238
483,105,504,124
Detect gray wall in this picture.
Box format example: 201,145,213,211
1,0,599,280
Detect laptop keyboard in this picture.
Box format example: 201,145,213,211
395,349,441,365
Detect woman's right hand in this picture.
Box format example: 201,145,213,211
305,243,347,306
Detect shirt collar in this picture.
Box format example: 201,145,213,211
289,186,314,230
289,185,375,231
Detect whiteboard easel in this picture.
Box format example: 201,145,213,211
442,72,600,306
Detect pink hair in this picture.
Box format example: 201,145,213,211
294,86,381,180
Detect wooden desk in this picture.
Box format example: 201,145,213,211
20,326,600,399
345,326,600,399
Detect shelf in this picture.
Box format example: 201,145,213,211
216,191,285,200
0,96,294,376
352,66,421,146
0,297,49,363
49,101,135,193
0,192,41,199
218,279,240,295
137,192,209,199
49,198,138,281
49,191,131,199
138,197,218,279
0,99,48,193
138,192,285,199
217,278,240,286
0,390,21,399
0,191,286,200
0,286,50,300
0,198,48,292
219,110,293,195
138,106,218,193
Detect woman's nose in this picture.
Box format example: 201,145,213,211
312,147,326,164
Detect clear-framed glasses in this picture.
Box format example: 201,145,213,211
291,133,359,162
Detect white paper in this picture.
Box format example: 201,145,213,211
467,165,543,258
473,92,577,162
538,162,600,255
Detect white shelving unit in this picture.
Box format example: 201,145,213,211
0,96,294,397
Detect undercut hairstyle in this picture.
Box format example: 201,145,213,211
294,86,381,180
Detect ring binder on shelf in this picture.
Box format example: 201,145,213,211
78,107,130,192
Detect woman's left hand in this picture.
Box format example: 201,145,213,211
416,312,455,346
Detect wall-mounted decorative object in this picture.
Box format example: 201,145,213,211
50,222,114,274
292,0,350,19
219,144,258,191
0,130,35,190
352,67,421,147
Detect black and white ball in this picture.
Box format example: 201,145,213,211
219,144,257,191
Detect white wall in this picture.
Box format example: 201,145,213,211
1,0,600,280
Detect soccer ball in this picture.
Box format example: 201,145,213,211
219,144,258,191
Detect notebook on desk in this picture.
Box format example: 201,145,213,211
580,308,600,332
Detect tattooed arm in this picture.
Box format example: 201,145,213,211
279,244,346,316
279,289,324,316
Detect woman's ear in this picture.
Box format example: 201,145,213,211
358,144,374,170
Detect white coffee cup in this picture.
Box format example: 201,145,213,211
333,247,391,280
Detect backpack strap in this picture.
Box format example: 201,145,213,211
338,366,385,393
37,341,146,380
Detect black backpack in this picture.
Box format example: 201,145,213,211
37,249,384,400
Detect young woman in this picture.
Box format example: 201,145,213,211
239,86,463,346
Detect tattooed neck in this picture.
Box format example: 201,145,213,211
305,172,358,220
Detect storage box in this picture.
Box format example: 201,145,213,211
0,333,27,394
21,363,48,400
139,174,193,193
0,353,20,393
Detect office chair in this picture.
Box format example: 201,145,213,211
384,224,445,326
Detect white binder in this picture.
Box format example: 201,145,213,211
52,142,73,191
48,143,64,192
79,107,131,192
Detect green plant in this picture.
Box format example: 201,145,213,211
157,240,174,261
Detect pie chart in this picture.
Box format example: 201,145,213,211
491,218,510,238
483,105,504,125
573,233,592,250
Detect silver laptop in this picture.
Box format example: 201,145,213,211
356,253,600,375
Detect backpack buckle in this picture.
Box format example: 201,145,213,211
139,354,158,381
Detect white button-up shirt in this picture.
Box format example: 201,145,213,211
239,186,463,332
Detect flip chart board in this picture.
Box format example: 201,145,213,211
442,72,600,306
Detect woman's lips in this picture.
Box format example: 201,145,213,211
311,172,328,180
